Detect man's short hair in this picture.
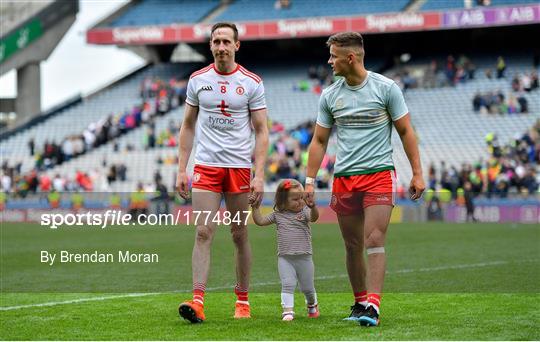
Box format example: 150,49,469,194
210,22,239,41
326,32,364,49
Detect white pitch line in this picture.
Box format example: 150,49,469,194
0,259,536,312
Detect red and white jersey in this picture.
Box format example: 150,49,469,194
186,63,266,168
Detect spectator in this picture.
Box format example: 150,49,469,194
53,174,64,192
531,71,539,90
275,0,291,10
28,138,35,156
463,181,478,222
496,56,506,78
117,164,127,182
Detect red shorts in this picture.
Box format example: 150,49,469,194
192,164,251,193
331,170,396,215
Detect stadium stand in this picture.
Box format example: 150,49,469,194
214,0,411,22
104,0,412,28
1,53,538,196
389,56,539,184
6,55,540,195
108,0,221,27
0,63,198,174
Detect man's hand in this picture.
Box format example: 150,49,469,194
176,171,190,199
249,176,264,208
409,174,425,201
304,183,315,206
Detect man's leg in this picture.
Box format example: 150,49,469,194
359,204,392,326
192,189,222,294
224,192,252,318
337,213,368,321
179,189,222,323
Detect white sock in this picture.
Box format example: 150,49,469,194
367,303,380,315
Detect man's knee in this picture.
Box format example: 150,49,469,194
344,237,363,254
195,226,213,244
365,228,386,248
231,226,248,246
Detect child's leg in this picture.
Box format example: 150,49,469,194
278,256,297,313
294,255,317,306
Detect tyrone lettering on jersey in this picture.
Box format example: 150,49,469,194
208,116,235,131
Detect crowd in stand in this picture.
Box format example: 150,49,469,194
265,120,335,188
511,71,539,93
144,119,181,149
472,90,529,114
388,54,479,90
427,120,539,198
262,116,539,198
388,55,539,101
470,61,538,115
291,65,334,95
2,60,538,198
1,73,188,196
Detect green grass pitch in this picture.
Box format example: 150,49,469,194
1,222,539,340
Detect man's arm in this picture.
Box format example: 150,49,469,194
250,108,269,206
393,113,425,200
176,104,199,198
305,124,332,195
306,124,332,179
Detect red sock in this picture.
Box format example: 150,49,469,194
367,293,381,314
193,282,206,306
234,284,249,303
354,290,368,305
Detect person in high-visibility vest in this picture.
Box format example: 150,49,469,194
129,183,149,219
109,193,121,209
71,192,84,210
0,191,7,211
439,188,452,204
424,188,434,202
455,188,465,206
48,190,60,209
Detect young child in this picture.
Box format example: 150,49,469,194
251,179,320,321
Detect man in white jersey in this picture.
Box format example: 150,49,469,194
176,22,269,323
305,32,425,327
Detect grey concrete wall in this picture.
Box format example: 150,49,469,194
16,62,40,123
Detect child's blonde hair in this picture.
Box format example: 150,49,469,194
273,179,302,212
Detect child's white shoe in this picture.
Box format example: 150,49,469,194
282,311,294,321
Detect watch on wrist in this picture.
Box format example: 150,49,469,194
305,177,315,185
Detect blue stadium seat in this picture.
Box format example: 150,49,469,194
215,0,411,22
109,0,220,27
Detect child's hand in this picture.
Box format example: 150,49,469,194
304,195,315,208
250,195,261,209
